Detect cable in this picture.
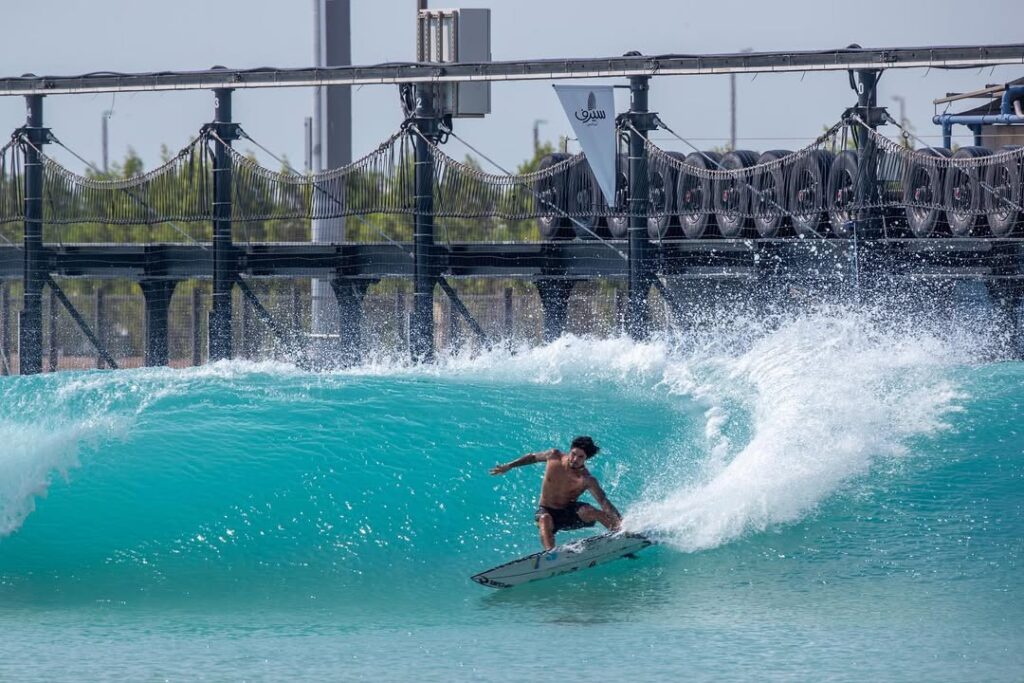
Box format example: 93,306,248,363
429,123,628,261
233,127,415,259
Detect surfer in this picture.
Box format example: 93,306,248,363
490,436,622,550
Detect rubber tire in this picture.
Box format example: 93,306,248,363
645,152,682,239
714,150,760,238
984,145,1022,237
902,147,951,237
943,146,992,236
677,151,722,239
535,153,573,240
752,150,793,238
827,150,860,238
788,150,835,238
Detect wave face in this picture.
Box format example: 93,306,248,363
0,307,1021,680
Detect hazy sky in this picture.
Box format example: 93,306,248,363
1,0,1021,174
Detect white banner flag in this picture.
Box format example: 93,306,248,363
553,84,617,208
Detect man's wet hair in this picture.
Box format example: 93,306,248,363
570,436,600,459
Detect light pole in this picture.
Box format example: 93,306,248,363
729,48,752,150
101,110,111,173
891,95,907,127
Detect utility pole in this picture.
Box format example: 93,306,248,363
729,48,752,150
533,119,547,153
891,95,907,127
101,111,111,173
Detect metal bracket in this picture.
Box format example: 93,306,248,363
843,106,889,128
200,121,241,142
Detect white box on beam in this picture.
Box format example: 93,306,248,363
416,8,491,118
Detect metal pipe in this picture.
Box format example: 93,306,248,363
19,94,44,375
2,45,1024,96
932,113,1024,126
209,87,235,361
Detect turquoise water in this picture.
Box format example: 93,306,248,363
0,308,1021,681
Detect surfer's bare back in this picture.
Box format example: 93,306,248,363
490,436,622,551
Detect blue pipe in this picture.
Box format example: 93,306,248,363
932,113,1024,126
931,86,1024,141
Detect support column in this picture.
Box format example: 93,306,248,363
1,284,9,375
536,279,575,343
503,287,514,344
141,279,177,366
410,86,439,362
191,288,202,366
208,88,237,361
94,289,106,369
853,68,881,240
19,94,46,375
625,74,655,340
330,278,371,367
47,287,57,371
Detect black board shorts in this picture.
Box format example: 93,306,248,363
535,502,596,532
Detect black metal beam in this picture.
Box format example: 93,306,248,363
437,277,488,346
0,239,1021,281
209,89,237,361
19,95,45,374
2,44,1023,96
626,73,654,340
410,89,439,363
44,275,118,369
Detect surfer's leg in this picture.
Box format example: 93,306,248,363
577,503,619,531
537,513,556,551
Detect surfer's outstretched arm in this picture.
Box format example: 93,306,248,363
490,449,560,475
586,478,622,530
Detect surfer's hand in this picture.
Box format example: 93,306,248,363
490,463,509,475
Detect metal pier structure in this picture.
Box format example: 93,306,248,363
0,42,1023,372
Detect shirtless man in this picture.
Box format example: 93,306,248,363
490,436,622,551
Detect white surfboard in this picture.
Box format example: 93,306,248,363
471,532,653,588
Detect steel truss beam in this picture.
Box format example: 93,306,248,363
1,44,1022,96
0,240,1019,281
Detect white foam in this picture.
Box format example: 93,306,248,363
624,309,967,551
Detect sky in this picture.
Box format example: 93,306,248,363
1,0,1021,175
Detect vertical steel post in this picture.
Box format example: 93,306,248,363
536,279,574,342
191,288,202,366
855,69,880,239
410,86,437,362
331,279,369,367
209,88,235,361
19,95,45,374
626,75,653,340
503,287,514,343
47,286,57,371
94,289,105,369
1,284,9,375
